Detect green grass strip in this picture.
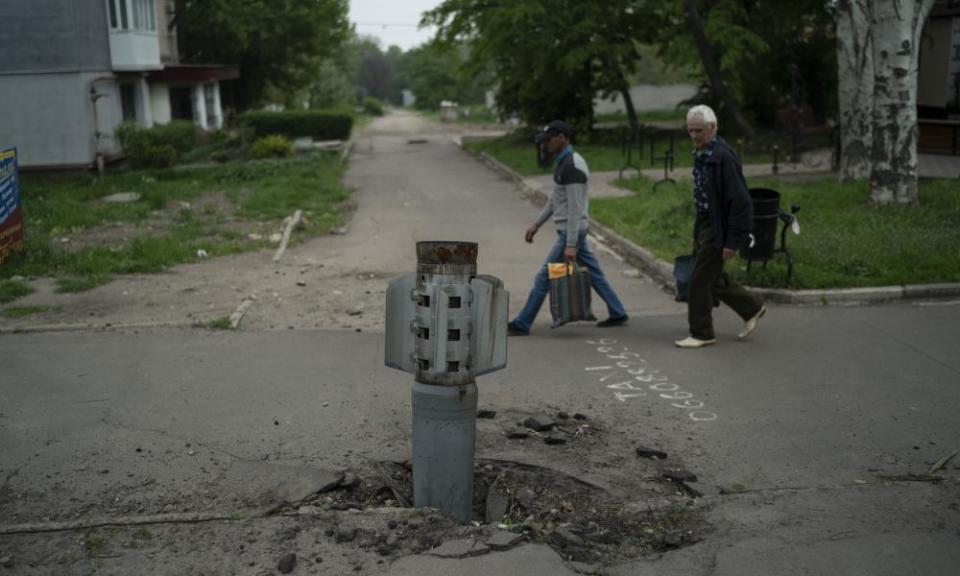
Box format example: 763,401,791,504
0,279,34,304
592,176,960,289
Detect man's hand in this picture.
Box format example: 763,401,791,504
722,247,736,261
524,223,539,243
564,246,577,261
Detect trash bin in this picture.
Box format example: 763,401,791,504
741,188,780,261
440,101,459,122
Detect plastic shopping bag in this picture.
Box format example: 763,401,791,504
548,262,597,328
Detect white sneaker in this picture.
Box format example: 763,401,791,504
738,305,767,340
674,336,717,348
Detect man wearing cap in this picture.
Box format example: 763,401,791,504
507,120,628,336
675,105,765,348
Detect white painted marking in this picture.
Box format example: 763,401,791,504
607,381,646,391
582,339,717,421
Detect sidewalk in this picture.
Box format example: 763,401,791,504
526,163,833,200
919,152,960,178
493,156,960,305
530,152,960,197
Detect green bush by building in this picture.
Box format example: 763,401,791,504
250,135,294,159
116,120,198,168
239,110,354,140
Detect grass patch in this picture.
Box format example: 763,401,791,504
464,132,773,177
1,153,348,286
418,105,501,125
592,176,960,289
83,534,109,557
195,316,233,330
132,528,153,541
0,279,33,304
56,274,112,293
2,305,60,318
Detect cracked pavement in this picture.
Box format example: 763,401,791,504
1,111,959,575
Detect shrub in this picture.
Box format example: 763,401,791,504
116,120,197,168
150,144,179,168
363,97,385,117
148,120,198,153
239,110,353,140
250,135,294,159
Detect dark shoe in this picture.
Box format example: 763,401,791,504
507,321,529,336
596,315,628,328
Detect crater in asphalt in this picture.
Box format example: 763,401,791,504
300,458,706,566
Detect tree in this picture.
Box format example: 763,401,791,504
424,0,653,130
835,0,936,203
836,0,873,180
355,38,399,103
394,41,485,110
175,0,350,110
643,0,836,136
308,58,356,109
683,0,756,139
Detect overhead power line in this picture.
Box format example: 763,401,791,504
353,22,435,28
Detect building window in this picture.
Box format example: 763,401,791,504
107,0,155,31
133,0,156,31
120,84,137,122
107,0,118,28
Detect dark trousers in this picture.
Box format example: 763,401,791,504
689,217,763,340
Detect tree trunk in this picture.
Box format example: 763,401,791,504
684,0,756,141
836,0,874,181
620,85,640,135
868,0,936,204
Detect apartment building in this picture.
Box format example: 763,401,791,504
0,0,238,169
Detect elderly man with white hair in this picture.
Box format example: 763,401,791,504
675,104,766,348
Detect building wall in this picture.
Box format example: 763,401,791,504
0,0,111,73
157,0,179,64
0,73,123,168
0,0,121,168
150,82,172,125
594,84,698,115
919,18,954,109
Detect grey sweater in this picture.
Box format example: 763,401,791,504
535,149,590,246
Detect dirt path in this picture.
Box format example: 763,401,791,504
0,114,501,333
2,110,672,333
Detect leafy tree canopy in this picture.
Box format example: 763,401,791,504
423,0,654,130
394,40,490,111
176,0,350,110
643,0,836,132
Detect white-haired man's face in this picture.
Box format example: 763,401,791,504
686,115,716,150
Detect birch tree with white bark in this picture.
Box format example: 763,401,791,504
836,0,937,204
836,0,873,180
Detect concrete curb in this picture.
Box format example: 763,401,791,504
0,320,199,334
460,144,960,305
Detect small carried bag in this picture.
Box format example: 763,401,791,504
548,262,597,327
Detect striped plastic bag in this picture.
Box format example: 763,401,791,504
548,262,597,328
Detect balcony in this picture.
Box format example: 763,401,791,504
107,0,162,71
109,30,162,71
